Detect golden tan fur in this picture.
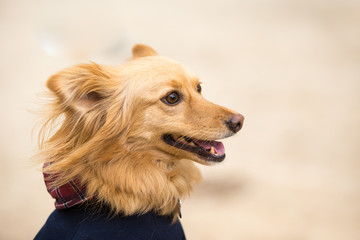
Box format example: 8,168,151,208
37,44,241,219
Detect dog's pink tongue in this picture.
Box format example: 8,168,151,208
195,140,225,155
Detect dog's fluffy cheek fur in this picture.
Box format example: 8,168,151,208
134,107,207,165
140,103,187,134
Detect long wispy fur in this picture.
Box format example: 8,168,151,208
36,44,240,219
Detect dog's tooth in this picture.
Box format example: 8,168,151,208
209,147,215,154
179,136,188,144
188,141,196,146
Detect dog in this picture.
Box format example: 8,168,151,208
35,44,244,240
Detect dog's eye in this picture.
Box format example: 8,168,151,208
197,83,202,93
162,92,181,105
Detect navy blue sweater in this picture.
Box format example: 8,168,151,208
35,207,186,240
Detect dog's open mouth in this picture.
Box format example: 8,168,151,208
162,134,226,162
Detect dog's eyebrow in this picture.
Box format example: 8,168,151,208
191,76,200,83
168,79,184,89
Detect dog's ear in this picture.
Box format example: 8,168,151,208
132,44,158,58
47,63,115,113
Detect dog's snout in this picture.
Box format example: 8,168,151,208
225,114,244,133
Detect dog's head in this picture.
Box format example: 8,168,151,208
40,44,244,216
44,44,243,167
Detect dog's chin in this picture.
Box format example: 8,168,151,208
162,134,226,164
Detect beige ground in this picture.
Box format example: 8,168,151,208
1,0,359,239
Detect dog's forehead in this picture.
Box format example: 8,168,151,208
128,56,198,88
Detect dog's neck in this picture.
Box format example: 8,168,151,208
83,155,202,218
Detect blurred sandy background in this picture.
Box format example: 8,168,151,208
1,0,359,239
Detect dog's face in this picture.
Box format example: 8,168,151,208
45,44,243,167
119,45,244,165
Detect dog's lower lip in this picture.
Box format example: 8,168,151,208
162,134,225,162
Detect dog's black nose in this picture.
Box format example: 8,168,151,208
226,113,244,133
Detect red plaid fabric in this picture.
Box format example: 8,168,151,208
43,163,92,209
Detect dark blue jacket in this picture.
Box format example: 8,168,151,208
35,206,186,240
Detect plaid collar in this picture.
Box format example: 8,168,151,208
43,163,92,209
